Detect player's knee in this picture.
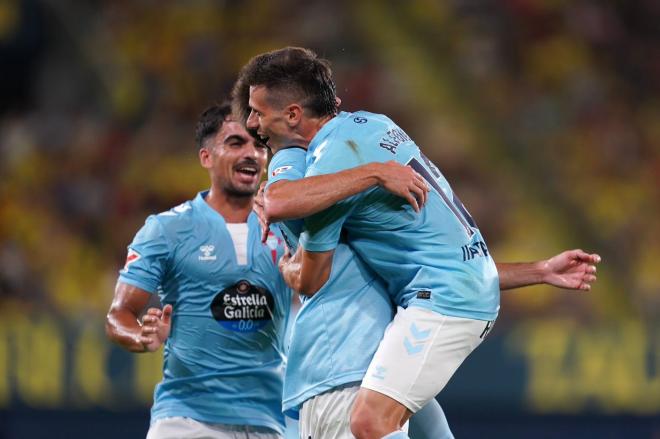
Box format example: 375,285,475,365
350,403,384,439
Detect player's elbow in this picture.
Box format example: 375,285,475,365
262,195,286,223
297,281,320,297
104,310,119,343
263,183,297,222
297,273,328,297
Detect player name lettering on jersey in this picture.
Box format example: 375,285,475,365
379,127,412,154
461,241,489,261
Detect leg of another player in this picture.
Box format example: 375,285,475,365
350,389,410,439
408,399,454,439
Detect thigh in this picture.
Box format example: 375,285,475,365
361,307,490,413
299,384,360,439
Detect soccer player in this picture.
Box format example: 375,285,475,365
259,146,456,439
105,103,292,439
233,47,601,439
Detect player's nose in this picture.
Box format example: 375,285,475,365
246,111,259,130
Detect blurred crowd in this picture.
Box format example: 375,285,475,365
1,0,658,324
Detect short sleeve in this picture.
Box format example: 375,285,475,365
266,147,307,189
298,199,355,252
117,215,171,293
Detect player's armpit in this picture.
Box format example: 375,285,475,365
279,246,334,297
105,282,153,353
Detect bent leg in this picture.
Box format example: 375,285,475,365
350,388,410,439
409,399,454,439
353,307,489,439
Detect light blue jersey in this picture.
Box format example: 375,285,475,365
266,147,394,417
299,111,500,321
118,191,291,435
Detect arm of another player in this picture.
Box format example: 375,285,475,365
264,161,428,223
278,246,334,297
105,282,172,353
497,249,601,291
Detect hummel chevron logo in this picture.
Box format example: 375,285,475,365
372,366,387,380
410,323,431,340
404,337,424,355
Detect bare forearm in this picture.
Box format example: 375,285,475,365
265,163,380,222
280,258,304,293
105,309,147,353
497,261,545,290
279,248,333,296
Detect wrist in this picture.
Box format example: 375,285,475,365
368,163,384,186
536,259,551,284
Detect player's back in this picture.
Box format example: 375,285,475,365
301,111,500,321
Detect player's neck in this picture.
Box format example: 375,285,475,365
205,188,252,223
305,113,334,140
270,114,335,154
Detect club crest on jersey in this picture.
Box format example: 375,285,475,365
123,249,141,271
199,244,217,261
264,231,282,264
271,165,292,177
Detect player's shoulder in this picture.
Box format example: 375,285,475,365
333,111,399,144
338,110,396,130
147,198,197,233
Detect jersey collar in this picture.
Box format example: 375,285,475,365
194,190,257,226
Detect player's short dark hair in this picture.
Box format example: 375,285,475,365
195,102,232,149
232,47,338,123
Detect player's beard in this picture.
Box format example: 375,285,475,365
224,182,258,198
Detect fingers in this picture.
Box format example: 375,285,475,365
579,283,591,291
141,325,158,334
583,274,597,283
408,186,426,211
261,223,270,243
405,193,420,213
413,178,428,207
142,314,159,324
569,249,602,264
161,304,173,325
146,308,162,317
139,335,154,345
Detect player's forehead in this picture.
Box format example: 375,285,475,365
216,120,250,143
248,85,271,110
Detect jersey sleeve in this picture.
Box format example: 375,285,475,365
298,199,355,252
265,147,307,189
117,215,171,294
298,137,361,253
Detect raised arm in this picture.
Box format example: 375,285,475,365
497,249,601,291
105,282,172,353
264,161,428,223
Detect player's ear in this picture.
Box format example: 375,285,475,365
286,104,303,127
199,146,211,169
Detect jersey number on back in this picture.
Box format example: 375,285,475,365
407,154,477,237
